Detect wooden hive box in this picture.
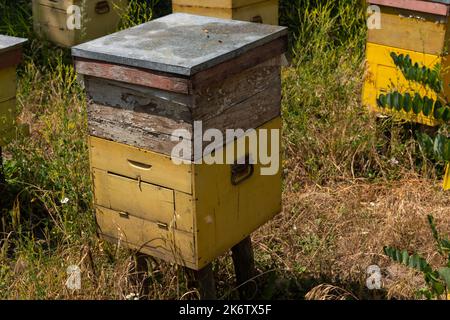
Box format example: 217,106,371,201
363,0,450,126
32,0,128,47
172,0,279,25
72,13,288,270
0,35,27,147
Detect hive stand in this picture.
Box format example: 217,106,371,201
133,236,256,299
363,0,450,126
172,0,279,25
72,13,287,299
32,0,128,47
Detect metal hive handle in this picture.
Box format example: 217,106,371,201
231,154,254,186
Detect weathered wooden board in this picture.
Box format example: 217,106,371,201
192,36,287,88
85,56,281,159
85,76,193,109
75,58,191,94
96,205,196,268
202,80,281,137
367,6,448,55
193,57,280,120
88,136,193,194
88,118,186,158
84,77,192,135
86,57,279,124
87,102,191,137
87,83,280,159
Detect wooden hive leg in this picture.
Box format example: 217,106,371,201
231,236,257,300
130,252,151,299
187,264,217,300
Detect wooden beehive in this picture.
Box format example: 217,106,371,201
363,0,450,126
32,0,128,47
0,35,27,147
72,13,287,270
172,0,279,25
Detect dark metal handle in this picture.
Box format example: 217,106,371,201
251,15,263,24
231,155,254,186
95,1,110,14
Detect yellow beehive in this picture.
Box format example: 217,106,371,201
89,117,282,270
72,14,288,270
172,0,279,25
444,164,450,190
0,35,27,147
32,0,128,47
363,0,450,126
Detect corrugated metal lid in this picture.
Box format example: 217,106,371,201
72,13,288,76
0,35,27,54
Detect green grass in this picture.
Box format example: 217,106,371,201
0,0,447,300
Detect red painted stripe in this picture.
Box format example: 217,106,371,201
367,0,450,16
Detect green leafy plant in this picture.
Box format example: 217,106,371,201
377,51,450,176
390,53,443,93
417,131,450,162
384,215,450,300
376,53,449,122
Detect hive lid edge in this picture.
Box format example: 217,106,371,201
367,0,450,16
71,48,194,76
72,29,288,77
71,13,288,77
0,35,28,54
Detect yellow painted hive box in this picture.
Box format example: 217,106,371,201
32,0,128,47
72,14,288,270
172,0,279,25
0,35,27,147
363,0,450,126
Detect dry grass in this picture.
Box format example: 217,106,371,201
251,168,450,299
1,0,450,300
